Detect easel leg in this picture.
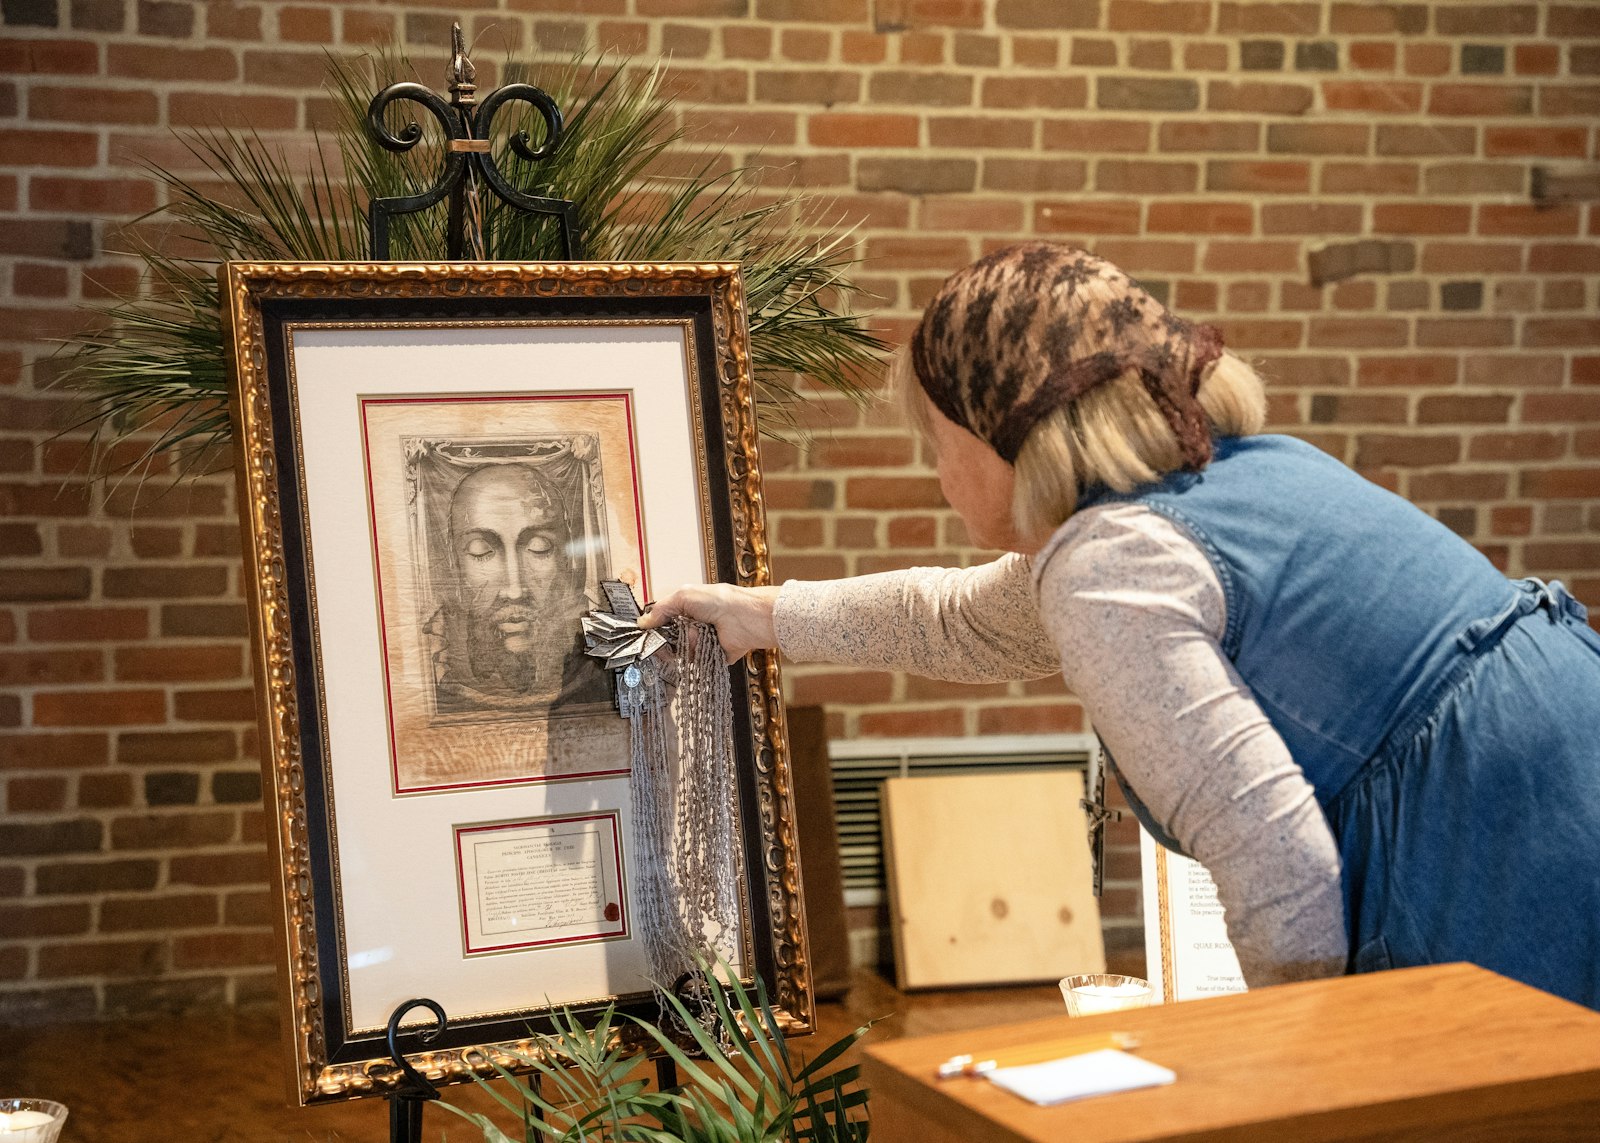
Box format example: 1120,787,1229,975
388,1096,424,1143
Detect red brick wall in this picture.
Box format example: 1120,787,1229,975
2,0,1598,1021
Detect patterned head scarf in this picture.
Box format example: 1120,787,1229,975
909,241,1225,468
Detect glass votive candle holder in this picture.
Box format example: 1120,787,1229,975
1060,973,1154,1017
0,1100,67,1143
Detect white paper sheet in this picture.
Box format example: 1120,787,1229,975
986,1049,1177,1106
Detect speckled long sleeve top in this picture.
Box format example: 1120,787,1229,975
773,501,1348,989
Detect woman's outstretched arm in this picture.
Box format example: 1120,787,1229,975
641,554,1061,682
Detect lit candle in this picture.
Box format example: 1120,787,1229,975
1059,973,1154,1016
1069,982,1150,1013
0,1111,54,1132
0,1108,60,1139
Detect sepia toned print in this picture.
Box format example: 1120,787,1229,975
362,393,648,794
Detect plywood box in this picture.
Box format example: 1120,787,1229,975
882,770,1104,990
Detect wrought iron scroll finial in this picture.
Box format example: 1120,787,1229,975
366,21,585,261
381,997,447,1143
448,22,476,104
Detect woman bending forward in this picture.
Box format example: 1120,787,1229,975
643,241,1600,1010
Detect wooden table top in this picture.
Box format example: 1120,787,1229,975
862,963,1600,1143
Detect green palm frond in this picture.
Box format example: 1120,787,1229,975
438,1004,686,1141
439,964,874,1143
631,967,875,1142
56,46,886,475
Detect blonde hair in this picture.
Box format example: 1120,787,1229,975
1010,351,1267,544
891,347,930,441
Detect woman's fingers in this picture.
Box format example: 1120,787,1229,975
639,584,781,664
636,586,716,629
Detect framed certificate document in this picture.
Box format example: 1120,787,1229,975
453,813,628,956
222,261,809,1104
1140,828,1246,1004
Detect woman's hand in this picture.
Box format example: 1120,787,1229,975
638,584,782,664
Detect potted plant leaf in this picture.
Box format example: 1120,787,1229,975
441,967,873,1142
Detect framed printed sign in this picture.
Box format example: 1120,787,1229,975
221,261,809,1105
1139,827,1246,1004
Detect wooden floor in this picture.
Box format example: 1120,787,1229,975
4,971,1066,1143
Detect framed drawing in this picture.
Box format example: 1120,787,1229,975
222,261,809,1105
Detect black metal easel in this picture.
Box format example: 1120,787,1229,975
365,23,586,261
381,999,447,1143
362,29,675,1143
379,993,683,1143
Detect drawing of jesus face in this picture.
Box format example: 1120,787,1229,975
447,463,581,697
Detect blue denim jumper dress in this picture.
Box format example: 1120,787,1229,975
1085,434,1600,1009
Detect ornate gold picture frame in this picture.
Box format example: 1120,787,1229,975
221,262,809,1106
